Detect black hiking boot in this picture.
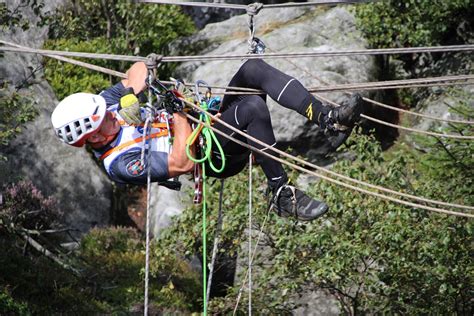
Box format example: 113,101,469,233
322,93,364,150
270,184,329,221
325,93,364,132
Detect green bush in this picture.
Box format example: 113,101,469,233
153,118,473,314
43,38,113,100
354,0,474,49
44,0,196,99
0,87,37,160
0,289,29,316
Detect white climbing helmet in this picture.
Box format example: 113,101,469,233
51,93,107,147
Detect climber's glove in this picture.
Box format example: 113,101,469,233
118,87,143,125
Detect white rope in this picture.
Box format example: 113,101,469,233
206,179,225,305
233,207,273,314
5,39,471,211
143,63,158,316
182,105,474,218
248,154,253,316
3,44,474,63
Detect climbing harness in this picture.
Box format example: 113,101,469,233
186,80,225,204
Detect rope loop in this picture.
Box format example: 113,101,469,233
185,81,226,174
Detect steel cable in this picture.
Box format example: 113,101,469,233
3,40,472,128
264,45,474,126
138,0,375,9
3,44,474,62
315,94,474,139
183,108,473,218
5,40,470,211
181,99,474,213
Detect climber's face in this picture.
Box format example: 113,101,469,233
86,111,120,148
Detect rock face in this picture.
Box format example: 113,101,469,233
173,6,377,157
153,5,377,253
182,0,303,29
164,7,376,315
0,0,111,235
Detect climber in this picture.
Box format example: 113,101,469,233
51,59,363,221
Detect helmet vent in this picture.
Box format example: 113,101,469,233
84,117,92,129
64,125,73,142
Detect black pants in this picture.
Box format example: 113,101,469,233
207,59,326,188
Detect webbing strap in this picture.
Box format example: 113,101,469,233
117,119,168,129
99,130,168,160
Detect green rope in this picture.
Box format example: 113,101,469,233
185,100,226,315
202,162,207,315
185,101,226,173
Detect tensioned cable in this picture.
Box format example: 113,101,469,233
4,39,471,127
3,44,474,62
138,0,374,10
280,54,474,138
264,45,474,126
183,108,474,218
204,80,474,94
214,81,474,95
8,39,470,211
0,40,129,79
315,93,474,139
142,64,159,316
4,40,474,128
182,99,474,213
362,96,474,124
362,114,473,138
187,75,474,95
206,179,225,305
233,207,273,315
248,154,253,315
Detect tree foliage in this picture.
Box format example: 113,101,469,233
0,0,49,32
0,181,199,314
43,0,195,100
354,0,474,89
153,113,473,314
0,87,37,161
354,0,474,49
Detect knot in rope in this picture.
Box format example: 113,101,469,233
246,2,263,16
246,3,264,54
145,53,163,69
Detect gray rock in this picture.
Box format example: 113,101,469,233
173,6,376,154
150,177,194,237
171,7,377,313
412,84,474,133
293,290,340,316
1,0,111,235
